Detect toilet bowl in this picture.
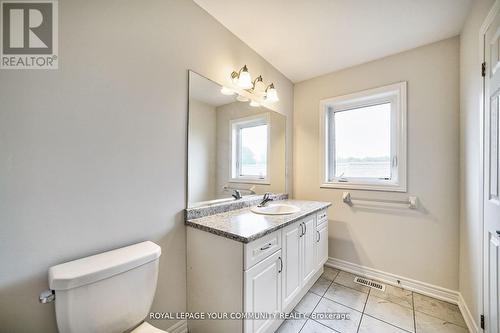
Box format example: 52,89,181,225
131,322,167,333
46,241,167,333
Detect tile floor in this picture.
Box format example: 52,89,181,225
276,267,469,333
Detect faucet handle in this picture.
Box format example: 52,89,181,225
232,189,242,200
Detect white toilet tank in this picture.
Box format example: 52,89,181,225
49,241,161,333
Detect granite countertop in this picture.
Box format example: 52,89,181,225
185,199,331,243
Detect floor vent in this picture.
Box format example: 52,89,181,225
354,276,386,291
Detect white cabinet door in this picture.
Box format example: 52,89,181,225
281,221,301,312
316,223,328,270
244,250,282,333
301,215,316,286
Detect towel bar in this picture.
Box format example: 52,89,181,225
342,191,418,209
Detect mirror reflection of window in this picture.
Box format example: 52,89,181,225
240,125,268,178
231,114,270,181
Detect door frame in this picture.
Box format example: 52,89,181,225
480,1,500,330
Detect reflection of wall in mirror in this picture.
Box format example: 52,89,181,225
215,102,286,198
188,99,217,203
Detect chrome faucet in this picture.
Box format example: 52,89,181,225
258,192,273,207
232,189,243,200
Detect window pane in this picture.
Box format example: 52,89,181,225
240,124,267,178
334,103,391,179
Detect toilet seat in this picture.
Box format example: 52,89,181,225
131,322,168,333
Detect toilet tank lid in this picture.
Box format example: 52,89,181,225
49,241,161,291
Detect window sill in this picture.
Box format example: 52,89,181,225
229,179,271,185
320,181,407,192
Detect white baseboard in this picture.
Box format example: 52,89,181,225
167,319,188,333
326,257,459,303
326,257,478,333
458,293,479,333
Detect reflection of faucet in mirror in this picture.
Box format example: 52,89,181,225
232,190,242,200
258,192,274,207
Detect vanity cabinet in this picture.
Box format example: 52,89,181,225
281,213,321,313
244,250,282,333
301,215,316,287
316,211,329,270
281,221,302,312
244,229,281,270
186,208,329,333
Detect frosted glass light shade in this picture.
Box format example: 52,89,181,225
238,70,253,89
266,86,279,102
236,95,249,102
220,87,235,95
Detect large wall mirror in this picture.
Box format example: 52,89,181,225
188,71,286,207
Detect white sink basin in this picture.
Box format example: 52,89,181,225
251,204,301,215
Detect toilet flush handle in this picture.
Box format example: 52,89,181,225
39,290,55,303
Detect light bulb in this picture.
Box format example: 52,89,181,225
238,70,253,89
265,84,279,102
220,87,235,95
249,100,260,107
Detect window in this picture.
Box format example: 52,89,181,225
231,114,270,183
320,82,407,192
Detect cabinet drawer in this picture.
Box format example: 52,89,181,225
244,230,282,270
316,209,328,228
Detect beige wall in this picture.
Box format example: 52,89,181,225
294,37,460,289
459,0,495,325
0,0,293,332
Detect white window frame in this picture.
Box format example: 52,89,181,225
230,113,271,184
319,82,407,192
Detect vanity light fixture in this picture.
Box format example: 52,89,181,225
251,75,263,90
265,83,279,102
229,66,279,103
220,87,235,95
231,65,253,89
249,100,260,107
250,75,267,97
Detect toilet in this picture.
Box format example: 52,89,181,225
47,241,167,333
